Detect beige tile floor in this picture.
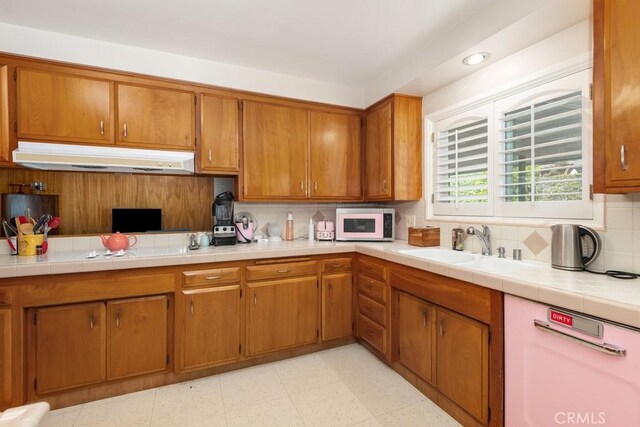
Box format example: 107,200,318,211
42,344,460,427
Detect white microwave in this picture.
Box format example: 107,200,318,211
335,208,395,241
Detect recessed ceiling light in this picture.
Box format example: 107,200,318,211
462,52,490,66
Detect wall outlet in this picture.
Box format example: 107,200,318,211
406,215,416,227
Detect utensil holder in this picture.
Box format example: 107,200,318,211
18,234,45,256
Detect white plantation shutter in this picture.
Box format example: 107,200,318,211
494,70,591,219
430,69,593,221
432,105,493,216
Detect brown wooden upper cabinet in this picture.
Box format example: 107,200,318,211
0,65,10,164
117,83,195,150
242,100,309,200
594,0,640,192
198,94,239,174
364,94,422,201
309,111,361,200
16,68,113,145
242,100,362,201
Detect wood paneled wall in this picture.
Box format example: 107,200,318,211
0,170,213,235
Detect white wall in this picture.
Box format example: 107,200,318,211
0,22,364,108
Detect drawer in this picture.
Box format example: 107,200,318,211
358,293,386,326
321,257,352,274
358,313,386,354
357,274,386,304
359,258,387,281
183,267,240,287
246,261,318,281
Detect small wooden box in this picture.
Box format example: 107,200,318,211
408,227,440,247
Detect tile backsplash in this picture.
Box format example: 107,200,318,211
392,194,640,273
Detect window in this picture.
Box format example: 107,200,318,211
430,69,592,220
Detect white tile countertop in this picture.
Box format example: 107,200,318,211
1,238,639,328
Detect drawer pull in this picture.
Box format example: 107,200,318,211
331,264,344,268
368,330,375,337
205,275,221,280
277,269,290,274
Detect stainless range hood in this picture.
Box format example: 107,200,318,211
13,142,195,175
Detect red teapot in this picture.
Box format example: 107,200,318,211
100,232,137,252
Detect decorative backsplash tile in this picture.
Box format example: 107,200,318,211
522,231,549,255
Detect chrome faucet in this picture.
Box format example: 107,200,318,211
466,225,491,256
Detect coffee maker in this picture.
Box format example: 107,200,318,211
212,191,237,246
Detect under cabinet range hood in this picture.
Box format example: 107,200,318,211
12,142,195,175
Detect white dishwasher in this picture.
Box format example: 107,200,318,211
505,294,640,426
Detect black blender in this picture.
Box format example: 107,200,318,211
212,191,237,246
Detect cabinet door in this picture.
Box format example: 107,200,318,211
364,100,392,200
598,0,640,188
117,83,194,150
34,302,106,394
242,101,308,200
321,273,353,340
181,285,241,371
309,111,361,199
17,68,112,144
247,276,318,355
107,295,167,380
199,94,239,174
436,308,489,423
0,65,10,163
397,293,434,384
0,306,11,410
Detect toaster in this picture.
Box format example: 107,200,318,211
316,220,335,241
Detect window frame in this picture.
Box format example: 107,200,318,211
426,67,604,228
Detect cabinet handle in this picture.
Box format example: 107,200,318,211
253,291,257,305
99,120,104,136
621,145,628,171
439,319,445,337
314,181,318,193
366,281,374,290
277,269,290,274
331,264,344,268
383,180,387,192
422,309,428,327
123,122,128,138
89,311,95,329
368,330,375,337
115,309,121,328
205,275,221,280
208,149,212,164
190,300,194,315
300,180,305,193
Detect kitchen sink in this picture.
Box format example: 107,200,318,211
466,256,537,274
398,248,479,264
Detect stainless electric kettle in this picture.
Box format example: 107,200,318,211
550,224,601,271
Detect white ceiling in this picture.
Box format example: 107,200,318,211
0,0,591,104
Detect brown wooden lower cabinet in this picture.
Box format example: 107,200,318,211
321,272,353,341
107,296,168,380
180,285,241,371
397,292,435,384
32,302,106,394
29,296,169,396
1,306,12,409
246,276,318,356
436,307,489,423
